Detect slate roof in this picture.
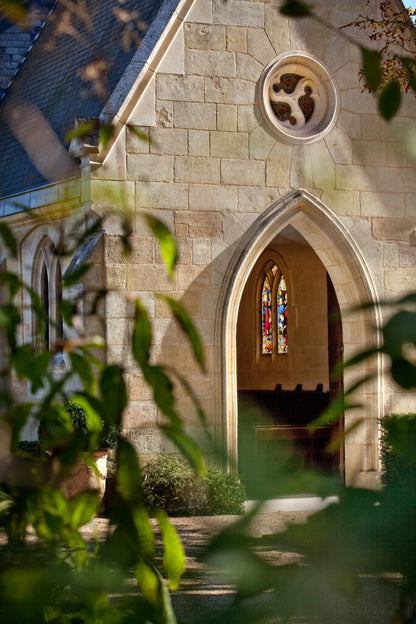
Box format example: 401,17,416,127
0,0,177,198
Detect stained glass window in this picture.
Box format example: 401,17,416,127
277,275,287,353
262,276,272,354
260,263,288,355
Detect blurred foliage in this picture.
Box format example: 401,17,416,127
380,414,416,487
281,0,416,120
142,456,246,516
0,207,207,623
1,0,416,623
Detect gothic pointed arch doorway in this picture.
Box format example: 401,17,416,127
217,191,381,489
236,227,344,494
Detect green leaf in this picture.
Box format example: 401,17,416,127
378,80,401,121
279,0,311,17
159,295,205,370
344,348,379,369
70,351,95,393
146,365,176,415
70,394,102,449
159,571,178,624
361,47,382,92
11,346,51,392
60,299,74,326
144,214,178,279
168,369,209,430
132,299,152,369
10,403,34,449
38,403,73,450
391,357,416,389
116,438,142,503
131,504,155,560
0,303,20,350
0,222,17,258
0,491,13,514
0,271,20,297
127,125,151,143
155,509,186,590
67,491,99,528
100,364,127,427
99,123,114,148
135,561,160,606
64,120,98,144
383,310,416,357
63,263,91,287
161,423,206,476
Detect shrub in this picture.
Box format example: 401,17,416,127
205,466,246,515
142,455,208,516
38,401,122,451
142,455,246,516
380,413,416,486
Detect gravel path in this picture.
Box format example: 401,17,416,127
2,511,403,623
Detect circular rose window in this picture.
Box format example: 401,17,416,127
258,51,339,144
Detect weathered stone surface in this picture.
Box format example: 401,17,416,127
137,181,188,210
361,114,380,140
361,192,404,218
237,105,260,133
213,0,264,28
127,154,174,182
236,52,263,82
177,264,213,291
238,186,281,213
217,104,238,132
185,49,236,78
226,26,247,53
385,268,416,294
264,4,289,53
246,27,275,65
122,402,158,429
266,141,291,188
175,156,220,184
156,74,204,102
205,76,256,105
175,211,222,238
184,22,226,51
188,130,210,156
290,146,313,189
126,264,175,291
189,184,238,212
335,164,377,191
372,217,416,242
149,128,188,155
106,264,127,289
221,158,265,186
378,167,416,194
173,102,216,130
210,131,248,158
309,141,336,190
321,190,360,216
352,140,387,166
324,35,348,72
325,128,352,165
193,238,211,265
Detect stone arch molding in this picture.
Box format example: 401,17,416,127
217,190,382,488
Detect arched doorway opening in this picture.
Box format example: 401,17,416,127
236,227,344,494
216,191,381,489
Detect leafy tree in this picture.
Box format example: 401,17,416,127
341,1,416,94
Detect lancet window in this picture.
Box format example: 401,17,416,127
261,263,288,355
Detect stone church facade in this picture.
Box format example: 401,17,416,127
0,0,415,489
